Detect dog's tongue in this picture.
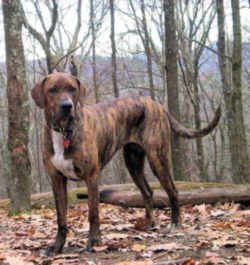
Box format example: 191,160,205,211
63,139,70,148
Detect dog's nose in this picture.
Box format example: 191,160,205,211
60,100,72,114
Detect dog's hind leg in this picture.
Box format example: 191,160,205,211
146,147,180,229
123,143,154,228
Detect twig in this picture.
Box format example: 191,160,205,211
51,45,81,72
182,36,232,62
152,257,194,265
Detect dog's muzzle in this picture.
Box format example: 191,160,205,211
60,100,73,117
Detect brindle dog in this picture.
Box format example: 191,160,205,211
31,72,220,254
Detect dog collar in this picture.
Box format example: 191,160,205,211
52,119,74,149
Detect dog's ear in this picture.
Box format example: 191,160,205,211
75,78,86,106
31,77,47,108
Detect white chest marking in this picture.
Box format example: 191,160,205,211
51,130,79,180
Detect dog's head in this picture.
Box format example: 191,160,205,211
31,72,85,129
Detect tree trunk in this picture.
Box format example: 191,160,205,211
110,0,119,98
90,0,99,103
216,0,234,182
34,106,43,193
164,0,186,181
77,186,250,208
217,0,250,184
230,0,250,183
110,0,127,183
193,75,207,181
2,0,31,214
141,0,155,100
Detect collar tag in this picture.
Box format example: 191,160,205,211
63,139,70,149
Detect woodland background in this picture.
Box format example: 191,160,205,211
0,0,250,214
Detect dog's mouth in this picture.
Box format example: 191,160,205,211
52,117,74,142
53,113,72,127
52,109,75,133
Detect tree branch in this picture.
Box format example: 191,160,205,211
69,0,82,51
183,36,232,62
47,0,58,40
34,0,48,34
51,45,81,73
20,3,48,52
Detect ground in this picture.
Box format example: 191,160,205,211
0,199,249,265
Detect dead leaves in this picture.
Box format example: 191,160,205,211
147,242,184,253
131,244,146,252
0,201,249,264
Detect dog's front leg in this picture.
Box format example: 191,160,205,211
86,172,101,251
47,174,68,255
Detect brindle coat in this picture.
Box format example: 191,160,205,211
31,72,221,254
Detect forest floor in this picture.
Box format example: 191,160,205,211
0,187,249,265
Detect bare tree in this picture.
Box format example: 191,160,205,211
164,0,185,180
216,0,235,182
90,0,99,102
110,0,119,98
177,0,216,180
140,0,155,100
128,0,155,100
230,0,250,183
110,0,128,184
0,69,9,198
21,0,84,73
116,1,168,101
21,0,59,73
2,0,31,214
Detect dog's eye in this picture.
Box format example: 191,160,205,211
48,87,58,94
68,86,76,93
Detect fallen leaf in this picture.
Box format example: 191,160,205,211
93,245,108,252
5,256,33,265
235,210,250,217
147,242,181,252
131,244,146,252
238,256,250,265
115,261,150,265
193,204,208,216
201,256,226,264
105,233,128,240
211,209,224,218
212,221,234,230
116,223,134,231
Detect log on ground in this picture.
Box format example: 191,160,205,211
77,186,250,208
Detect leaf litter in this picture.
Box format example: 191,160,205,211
0,201,249,264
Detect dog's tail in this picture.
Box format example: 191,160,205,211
168,106,221,139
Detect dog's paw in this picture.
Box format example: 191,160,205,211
44,238,66,256
166,222,182,233
144,218,158,231
44,245,62,256
87,237,101,252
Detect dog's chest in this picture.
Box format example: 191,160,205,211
51,130,79,180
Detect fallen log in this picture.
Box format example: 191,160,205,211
77,185,250,208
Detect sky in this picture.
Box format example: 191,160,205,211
0,0,249,63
